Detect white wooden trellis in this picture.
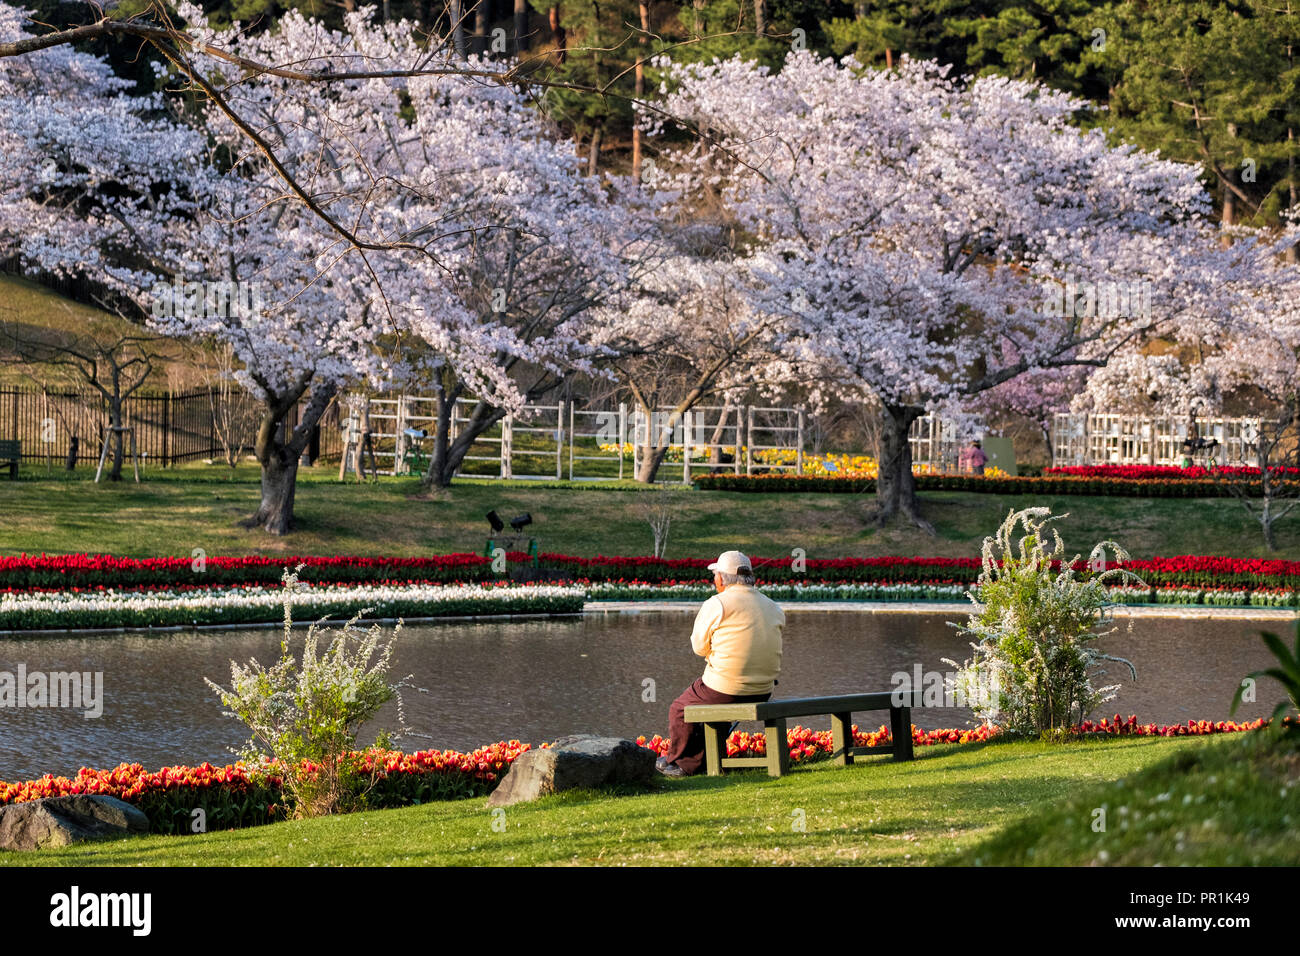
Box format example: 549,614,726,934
744,406,804,476
1051,412,1262,468
352,393,806,482
568,403,627,481
907,414,964,472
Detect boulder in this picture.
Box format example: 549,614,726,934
0,795,149,851
486,734,656,807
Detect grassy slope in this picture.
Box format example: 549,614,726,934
0,463,1295,560
967,729,1300,866
0,275,190,388
1,736,1217,867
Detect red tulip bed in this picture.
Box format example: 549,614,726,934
1046,465,1300,480
8,551,1300,591
0,716,1272,834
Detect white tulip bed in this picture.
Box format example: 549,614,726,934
6,578,1276,632
584,581,973,602
0,581,587,631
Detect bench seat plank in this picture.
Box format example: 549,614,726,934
683,690,922,723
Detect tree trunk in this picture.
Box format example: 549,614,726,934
753,0,766,35
1261,495,1277,551
108,400,124,481
423,391,508,488
425,384,456,488
587,124,603,175
473,0,488,55
1220,127,1237,248
248,383,337,535
636,443,671,483
451,0,467,58
549,4,566,61
692,0,704,35
874,403,933,532
514,0,528,52
1289,126,1298,264
255,453,300,537
707,402,732,470
631,1,649,183
634,402,679,482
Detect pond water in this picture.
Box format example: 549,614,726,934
0,610,1289,781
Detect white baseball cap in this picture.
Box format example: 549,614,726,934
707,550,751,574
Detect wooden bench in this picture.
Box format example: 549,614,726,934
684,690,923,778
0,439,18,479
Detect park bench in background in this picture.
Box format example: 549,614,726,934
684,690,924,778
0,439,19,479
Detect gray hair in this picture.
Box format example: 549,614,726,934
716,567,755,587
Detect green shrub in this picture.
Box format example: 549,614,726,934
945,507,1142,738
204,569,403,817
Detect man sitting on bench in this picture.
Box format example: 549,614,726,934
657,550,787,778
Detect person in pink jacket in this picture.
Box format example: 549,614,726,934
959,440,988,475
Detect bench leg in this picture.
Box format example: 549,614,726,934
703,722,729,776
764,718,789,777
889,705,914,761
831,711,854,766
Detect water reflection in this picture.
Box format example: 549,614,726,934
0,610,1289,780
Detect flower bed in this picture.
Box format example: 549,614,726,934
584,580,971,602
692,472,1296,498
2,715,1274,834
540,552,983,584
1047,465,1300,480
10,551,1300,592
4,551,1300,624
0,553,493,591
0,582,585,631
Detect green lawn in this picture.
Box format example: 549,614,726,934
2,735,1239,867
0,462,1294,559
970,729,1300,866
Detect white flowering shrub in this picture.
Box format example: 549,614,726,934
205,568,401,817
944,507,1142,739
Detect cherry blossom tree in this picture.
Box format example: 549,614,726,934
652,51,1294,529
2,3,667,529
165,5,667,512
0,3,203,288
595,249,786,482
974,362,1087,459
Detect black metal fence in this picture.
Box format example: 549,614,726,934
0,386,343,466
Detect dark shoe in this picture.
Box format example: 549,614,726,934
655,756,686,778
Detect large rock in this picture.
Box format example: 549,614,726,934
486,734,656,807
0,795,149,851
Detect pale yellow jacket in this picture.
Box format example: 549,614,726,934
690,584,785,696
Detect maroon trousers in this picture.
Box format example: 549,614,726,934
666,678,772,775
